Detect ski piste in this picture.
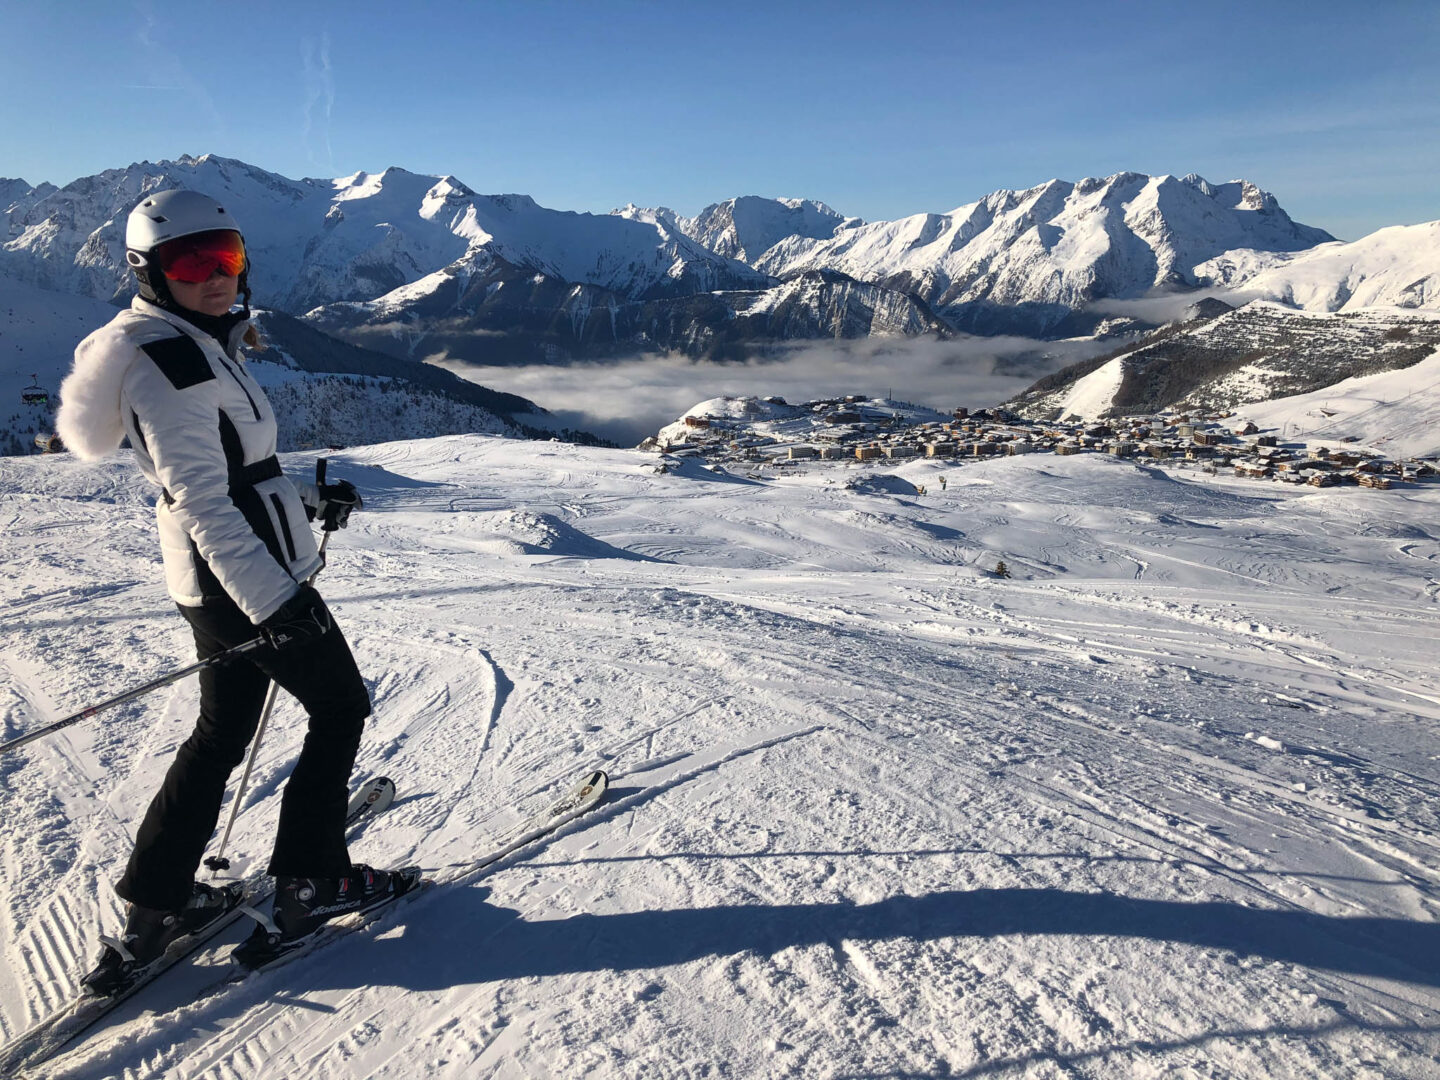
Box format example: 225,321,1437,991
0,775,397,1077
216,768,611,985
6,768,608,1075
450,767,609,881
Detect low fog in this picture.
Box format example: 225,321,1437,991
434,335,1109,446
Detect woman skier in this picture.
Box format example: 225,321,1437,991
57,189,418,994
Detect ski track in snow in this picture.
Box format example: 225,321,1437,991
1,436,1439,1078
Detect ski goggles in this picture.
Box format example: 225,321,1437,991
155,230,247,283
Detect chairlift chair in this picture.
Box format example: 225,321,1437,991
22,374,50,407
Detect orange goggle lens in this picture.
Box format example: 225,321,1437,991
156,230,246,283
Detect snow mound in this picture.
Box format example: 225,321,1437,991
473,510,652,560
843,473,919,496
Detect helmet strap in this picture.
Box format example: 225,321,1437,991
130,254,175,308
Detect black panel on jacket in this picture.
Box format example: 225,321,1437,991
184,413,298,606
140,336,216,391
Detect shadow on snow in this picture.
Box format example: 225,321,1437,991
273,883,1440,997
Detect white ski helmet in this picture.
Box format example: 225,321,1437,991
125,189,242,255
124,189,248,308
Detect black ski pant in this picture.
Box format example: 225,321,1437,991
116,594,371,911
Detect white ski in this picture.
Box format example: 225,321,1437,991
0,776,396,1076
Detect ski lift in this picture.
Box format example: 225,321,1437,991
22,375,50,407
34,432,64,454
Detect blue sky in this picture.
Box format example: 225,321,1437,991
2,0,1436,240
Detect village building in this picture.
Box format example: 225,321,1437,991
645,396,1434,499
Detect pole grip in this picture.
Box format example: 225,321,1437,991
314,457,341,532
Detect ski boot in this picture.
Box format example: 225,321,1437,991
232,864,422,969
81,881,244,997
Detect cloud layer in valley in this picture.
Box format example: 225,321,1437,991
434,336,1109,446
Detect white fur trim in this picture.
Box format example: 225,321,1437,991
56,326,132,461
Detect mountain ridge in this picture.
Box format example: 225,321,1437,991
5,155,1387,362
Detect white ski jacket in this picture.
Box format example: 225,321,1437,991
57,298,320,623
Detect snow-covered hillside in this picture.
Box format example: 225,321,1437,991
1013,301,1440,422
1199,220,1440,313
2,434,1439,1077
1235,347,1440,459
0,278,118,455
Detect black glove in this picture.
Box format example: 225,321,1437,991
259,585,333,650
301,480,362,531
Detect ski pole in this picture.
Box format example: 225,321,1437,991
0,636,268,755
206,458,336,873
204,533,330,873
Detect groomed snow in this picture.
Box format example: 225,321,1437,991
2,438,1439,1078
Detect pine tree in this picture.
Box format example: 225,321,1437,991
994,561,1011,579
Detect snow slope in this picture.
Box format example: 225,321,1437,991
1013,301,1440,423
1,438,1439,1078
1236,346,1440,458
1048,355,1128,422
1198,221,1440,312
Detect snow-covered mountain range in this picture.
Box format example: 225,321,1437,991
1197,220,1440,312
710,174,1335,335
6,153,1440,455
10,155,1434,370
617,197,856,264
0,156,768,314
